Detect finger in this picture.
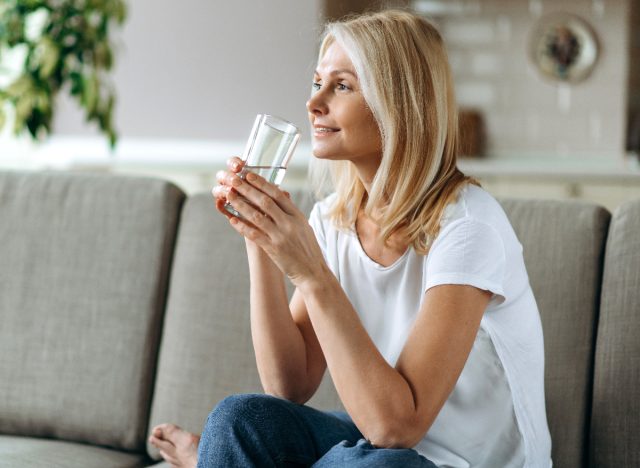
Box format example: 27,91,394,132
212,185,233,216
216,169,241,187
216,166,243,186
228,177,283,223
226,172,290,225
227,190,276,231
228,212,270,246
214,193,236,220
227,157,244,173
212,184,231,202
244,171,298,216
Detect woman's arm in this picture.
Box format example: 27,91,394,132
213,159,327,402
224,170,492,448
300,273,490,448
244,241,327,403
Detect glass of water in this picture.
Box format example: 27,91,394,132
224,114,300,217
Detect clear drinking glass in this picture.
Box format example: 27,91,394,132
224,114,300,217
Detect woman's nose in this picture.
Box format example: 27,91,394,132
306,91,328,116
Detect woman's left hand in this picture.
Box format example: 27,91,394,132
221,170,326,287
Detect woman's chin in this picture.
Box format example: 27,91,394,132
311,144,339,160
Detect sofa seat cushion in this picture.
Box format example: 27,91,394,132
0,435,150,468
0,171,185,451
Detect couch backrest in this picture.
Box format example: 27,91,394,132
590,199,640,467
0,170,185,452
146,191,344,460
499,198,610,468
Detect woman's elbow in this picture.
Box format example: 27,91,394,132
364,420,428,449
262,382,313,405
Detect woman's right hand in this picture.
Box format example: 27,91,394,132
212,156,245,219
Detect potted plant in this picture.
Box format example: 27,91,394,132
0,0,126,148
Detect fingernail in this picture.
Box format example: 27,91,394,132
231,177,242,187
246,172,257,182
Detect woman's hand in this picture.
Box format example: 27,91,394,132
214,164,327,287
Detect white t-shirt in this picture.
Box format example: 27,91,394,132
308,184,552,468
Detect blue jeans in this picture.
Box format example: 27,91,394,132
196,393,437,467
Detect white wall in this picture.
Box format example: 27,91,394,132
53,0,322,142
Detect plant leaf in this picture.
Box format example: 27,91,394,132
38,36,60,79
1,0,125,147
0,105,6,131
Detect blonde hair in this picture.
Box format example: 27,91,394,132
309,9,479,255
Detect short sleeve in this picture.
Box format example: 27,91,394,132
425,217,507,304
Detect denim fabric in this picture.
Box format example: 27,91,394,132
197,393,436,468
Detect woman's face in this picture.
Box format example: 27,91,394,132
307,41,382,171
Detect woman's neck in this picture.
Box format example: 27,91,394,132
355,208,410,267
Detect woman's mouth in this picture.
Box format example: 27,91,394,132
314,127,340,135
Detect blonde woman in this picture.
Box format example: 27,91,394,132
149,10,552,467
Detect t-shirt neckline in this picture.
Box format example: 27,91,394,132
351,228,411,271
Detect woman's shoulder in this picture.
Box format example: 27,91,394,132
441,183,509,229
435,184,522,258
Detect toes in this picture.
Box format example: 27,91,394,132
149,434,175,453
163,423,182,435
163,423,196,447
152,423,182,441
159,449,179,466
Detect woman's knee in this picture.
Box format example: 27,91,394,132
204,393,294,434
313,439,437,468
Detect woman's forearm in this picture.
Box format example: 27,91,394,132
298,266,421,447
245,240,311,401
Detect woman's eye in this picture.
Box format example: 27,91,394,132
337,83,351,91
311,82,321,91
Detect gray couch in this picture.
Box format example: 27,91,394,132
0,169,637,468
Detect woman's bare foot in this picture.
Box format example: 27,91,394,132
148,423,200,468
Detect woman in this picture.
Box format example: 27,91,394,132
149,10,552,467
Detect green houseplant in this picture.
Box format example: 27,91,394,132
0,0,126,148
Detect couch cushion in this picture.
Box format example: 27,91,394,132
146,191,342,460
590,198,640,467
0,170,185,451
0,435,151,468
499,198,610,468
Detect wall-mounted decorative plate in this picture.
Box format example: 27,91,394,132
528,13,599,83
